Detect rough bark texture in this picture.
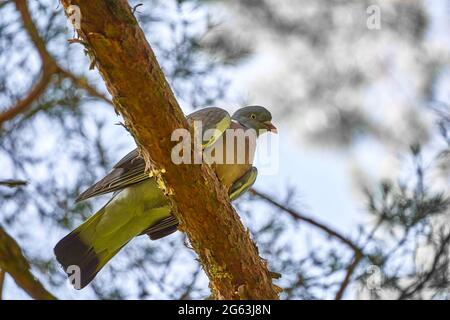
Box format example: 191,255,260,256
60,0,278,299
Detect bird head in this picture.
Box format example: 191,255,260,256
231,106,277,134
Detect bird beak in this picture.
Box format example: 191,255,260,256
263,121,278,134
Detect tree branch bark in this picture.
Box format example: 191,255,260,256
60,0,278,300
0,227,56,300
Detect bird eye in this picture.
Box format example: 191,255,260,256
250,114,256,119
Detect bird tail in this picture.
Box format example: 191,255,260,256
54,207,124,289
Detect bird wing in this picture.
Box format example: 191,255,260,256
187,107,231,148
76,108,231,202
229,166,258,201
75,149,147,202
140,215,179,240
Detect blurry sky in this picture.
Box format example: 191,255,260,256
215,0,449,231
